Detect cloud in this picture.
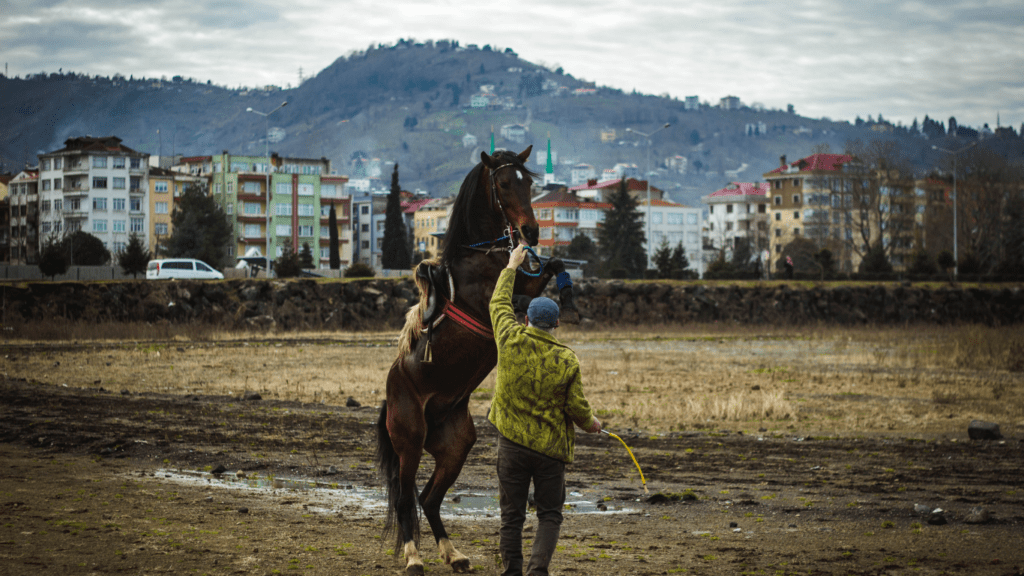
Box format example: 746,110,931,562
2,0,1021,128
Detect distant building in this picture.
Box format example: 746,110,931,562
684,96,700,110
719,96,741,110
8,169,39,264
147,166,205,257
701,182,770,263
462,134,478,148
500,124,528,144
665,155,688,174
412,197,454,258
570,163,596,186
38,136,151,257
600,128,617,144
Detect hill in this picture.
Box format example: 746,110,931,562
2,39,1021,206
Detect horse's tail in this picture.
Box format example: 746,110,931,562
374,399,413,551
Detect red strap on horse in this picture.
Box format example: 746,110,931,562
442,300,494,340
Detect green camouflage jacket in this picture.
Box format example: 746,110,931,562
487,268,595,463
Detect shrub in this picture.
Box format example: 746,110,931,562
344,262,376,278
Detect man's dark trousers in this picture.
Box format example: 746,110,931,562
497,436,566,576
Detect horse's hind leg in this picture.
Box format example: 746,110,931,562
420,405,476,573
387,390,429,575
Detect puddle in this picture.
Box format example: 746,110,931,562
150,470,637,518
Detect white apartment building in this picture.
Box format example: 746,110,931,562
38,136,150,255
701,181,770,261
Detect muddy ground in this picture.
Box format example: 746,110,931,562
1,348,1023,576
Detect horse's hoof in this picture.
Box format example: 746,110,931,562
406,564,425,576
450,558,472,573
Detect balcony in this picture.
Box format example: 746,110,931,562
63,209,88,219
63,185,89,197
237,213,267,223
129,187,145,195
63,163,89,175
236,193,266,202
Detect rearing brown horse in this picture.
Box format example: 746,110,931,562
375,146,577,575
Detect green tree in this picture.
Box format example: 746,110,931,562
328,202,341,270
166,183,232,269
299,242,315,269
597,178,646,278
345,262,375,278
275,238,302,278
652,239,673,279
117,232,150,278
68,230,111,265
554,234,599,277
908,250,937,275
858,243,893,274
776,237,820,277
670,242,691,276
38,234,69,279
382,163,411,270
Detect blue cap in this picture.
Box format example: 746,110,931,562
527,297,560,329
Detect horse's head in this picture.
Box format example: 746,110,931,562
481,146,539,246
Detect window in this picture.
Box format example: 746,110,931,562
538,208,552,220
774,196,781,205
154,223,168,235
42,159,50,171
155,202,169,214
686,213,698,225
775,229,781,237
53,220,62,233
652,212,663,224
244,202,261,215
361,241,369,249
321,226,330,237
299,225,313,237
361,224,369,233
298,204,315,217
276,203,292,216
92,177,108,189
775,212,781,221
376,220,385,232
54,178,62,189
725,222,733,231
298,183,314,196
54,199,63,211
42,200,51,212
793,228,800,236
41,222,51,234
42,180,51,191
92,156,107,168
726,204,733,213
130,158,141,169
277,183,292,195
709,205,714,214
793,179,800,187
276,246,284,257
113,220,126,233
276,224,292,236
130,198,142,212
54,158,63,169
793,211,800,219
93,197,108,211
758,204,766,213
361,205,369,214
668,213,683,225
540,228,553,239
321,184,337,198
154,181,168,193
112,157,126,169
321,205,332,217
130,177,141,191
793,194,801,203
244,224,260,237
775,245,781,253
113,177,125,189
376,238,383,250
130,218,144,232
320,247,330,259
214,183,222,194
93,219,108,233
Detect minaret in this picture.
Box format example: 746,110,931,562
490,126,495,155
544,132,555,185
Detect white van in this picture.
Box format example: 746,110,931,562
146,259,224,280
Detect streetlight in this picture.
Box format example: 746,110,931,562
626,123,671,268
247,101,288,276
932,141,978,280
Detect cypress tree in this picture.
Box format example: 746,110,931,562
328,202,340,269
596,178,646,278
382,163,411,270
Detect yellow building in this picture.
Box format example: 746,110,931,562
148,167,206,256
413,197,454,259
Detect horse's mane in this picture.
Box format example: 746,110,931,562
439,150,538,265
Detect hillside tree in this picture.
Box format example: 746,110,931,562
38,234,69,279
382,163,411,270
166,183,232,268
596,178,646,278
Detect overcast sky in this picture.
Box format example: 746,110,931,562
3,0,1022,130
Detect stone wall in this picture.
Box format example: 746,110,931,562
1,279,1021,330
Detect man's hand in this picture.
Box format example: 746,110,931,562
506,243,528,271
585,417,602,434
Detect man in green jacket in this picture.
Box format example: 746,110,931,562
488,244,601,576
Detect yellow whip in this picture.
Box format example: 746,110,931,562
601,430,648,495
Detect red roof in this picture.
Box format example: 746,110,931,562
766,153,852,174
707,182,770,198
48,136,140,155
569,177,659,193
402,198,433,214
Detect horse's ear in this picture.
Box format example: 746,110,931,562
517,145,533,164
480,150,495,168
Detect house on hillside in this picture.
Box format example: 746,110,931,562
500,124,528,144
701,182,770,263
462,134,478,148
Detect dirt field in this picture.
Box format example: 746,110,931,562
1,327,1023,575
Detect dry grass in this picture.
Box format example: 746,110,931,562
2,323,1022,437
